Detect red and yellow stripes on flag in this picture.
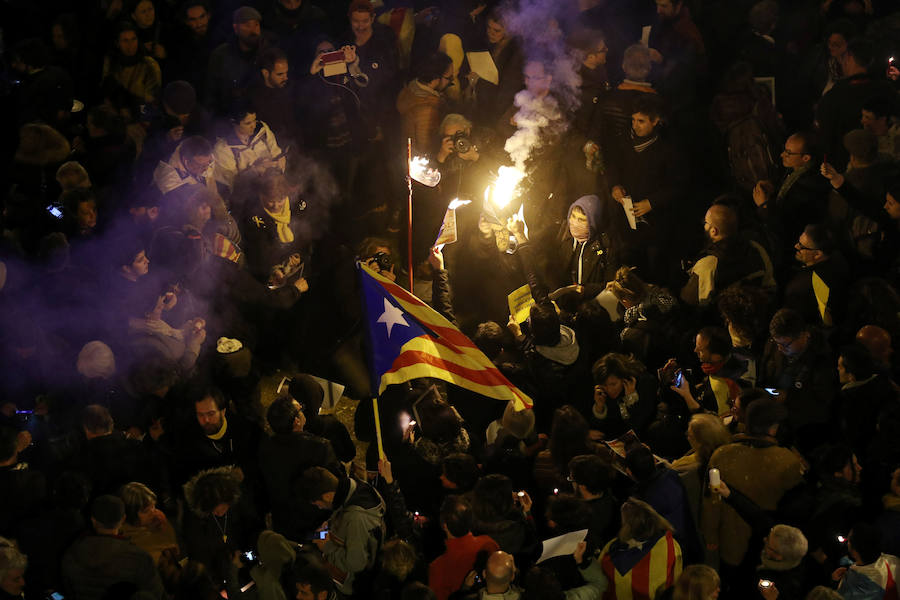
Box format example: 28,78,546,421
601,531,683,600
368,267,533,411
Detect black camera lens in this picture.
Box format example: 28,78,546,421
452,131,472,154
373,251,393,270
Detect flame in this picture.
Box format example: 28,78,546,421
447,198,471,210
485,166,525,211
409,156,441,187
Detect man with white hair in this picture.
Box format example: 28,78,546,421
0,537,27,599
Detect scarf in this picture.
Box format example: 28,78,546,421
700,361,723,375
265,200,294,243
207,415,228,440
631,129,659,153
569,216,591,243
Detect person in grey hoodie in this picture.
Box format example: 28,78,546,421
299,467,386,596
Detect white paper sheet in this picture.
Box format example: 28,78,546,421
466,51,499,85
536,529,589,564
309,376,346,411
622,196,637,230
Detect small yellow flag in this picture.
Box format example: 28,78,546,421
812,271,831,326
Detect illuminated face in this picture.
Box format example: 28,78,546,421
235,113,258,139
771,332,807,358
794,231,820,266
486,19,506,45
263,195,287,213
130,250,150,277
185,153,212,177
132,0,156,28
837,356,852,384
350,11,374,40
524,61,552,96
781,134,808,169
598,375,624,399
296,583,326,600
884,193,900,220
265,60,289,88
77,200,98,230
587,42,609,66
196,397,225,435
631,112,659,137
117,30,140,57
694,334,715,363
568,207,589,237
185,6,210,36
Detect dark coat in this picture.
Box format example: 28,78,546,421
258,431,341,539
61,534,164,600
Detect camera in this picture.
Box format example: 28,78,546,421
371,251,393,271
452,131,473,154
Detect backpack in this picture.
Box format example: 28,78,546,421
725,113,777,192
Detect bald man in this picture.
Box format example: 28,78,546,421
680,203,775,305
482,551,521,598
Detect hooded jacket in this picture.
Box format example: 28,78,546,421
552,194,617,293
323,478,386,595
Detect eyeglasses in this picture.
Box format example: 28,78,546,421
795,242,818,251
782,148,806,156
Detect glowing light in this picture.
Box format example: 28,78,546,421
510,203,529,241
409,156,441,187
447,198,472,210
490,166,525,210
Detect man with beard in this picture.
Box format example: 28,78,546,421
681,202,775,306
173,387,262,487
249,47,303,151
205,6,274,116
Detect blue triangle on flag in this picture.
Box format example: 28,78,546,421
359,266,431,390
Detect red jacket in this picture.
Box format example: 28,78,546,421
428,533,500,600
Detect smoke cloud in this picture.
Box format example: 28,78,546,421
499,0,584,171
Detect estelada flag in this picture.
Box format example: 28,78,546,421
358,263,533,411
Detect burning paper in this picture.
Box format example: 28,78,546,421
434,198,472,246
409,156,441,187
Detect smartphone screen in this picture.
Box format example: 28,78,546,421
674,370,684,387
319,530,328,540
46,205,63,219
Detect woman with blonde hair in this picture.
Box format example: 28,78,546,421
119,482,179,564
671,413,733,473
671,564,720,600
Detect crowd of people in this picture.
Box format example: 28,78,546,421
1,0,900,599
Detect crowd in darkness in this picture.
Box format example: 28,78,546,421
2,0,900,599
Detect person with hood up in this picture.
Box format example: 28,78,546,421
548,194,619,299
250,530,299,600
297,466,386,597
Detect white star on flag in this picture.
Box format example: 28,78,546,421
377,297,409,338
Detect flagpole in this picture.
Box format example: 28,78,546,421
372,396,386,460
407,137,414,292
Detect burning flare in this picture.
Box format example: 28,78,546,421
484,166,526,211
409,156,441,187
447,198,472,210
